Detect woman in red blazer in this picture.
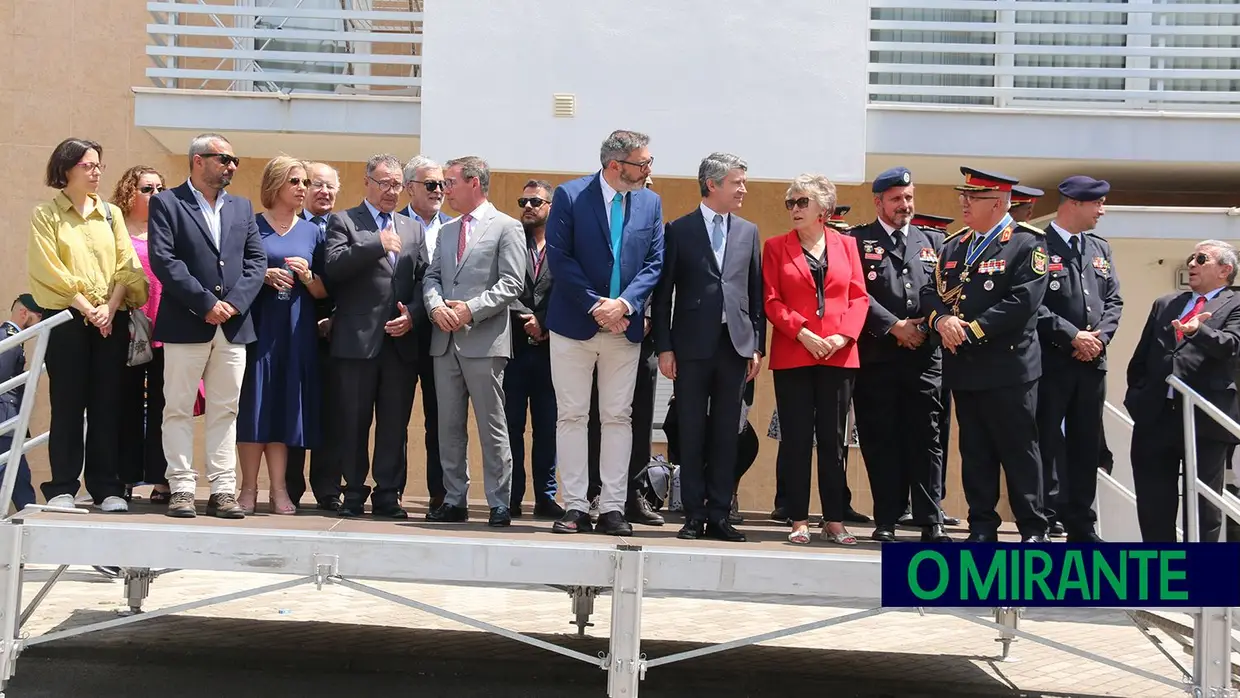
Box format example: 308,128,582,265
763,174,869,546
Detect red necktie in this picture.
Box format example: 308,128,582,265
1176,295,1206,341
457,214,471,264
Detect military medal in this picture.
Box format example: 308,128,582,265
1050,280,1060,291
983,280,994,291
867,271,877,281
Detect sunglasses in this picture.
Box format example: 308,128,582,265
412,180,445,192
784,197,811,210
200,152,240,167
1187,253,1214,266
138,184,164,194
518,197,547,208
287,177,307,187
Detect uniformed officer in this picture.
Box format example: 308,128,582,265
826,205,852,231
0,294,44,512
1009,185,1044,223
921,166,1051,543
849,167,951,543
1035,175,1120,543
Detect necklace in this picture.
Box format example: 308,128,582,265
267,213,295,232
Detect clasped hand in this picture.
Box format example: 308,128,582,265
890,317,927,350
1071,329,1105,362
798,329,847,361
592,298,629,334
935,315,968,353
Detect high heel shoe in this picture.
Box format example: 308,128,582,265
237,487,258,515
269,489,296,515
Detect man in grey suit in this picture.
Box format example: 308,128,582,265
324,154,427,519
652,152,764,543
423,156,526,527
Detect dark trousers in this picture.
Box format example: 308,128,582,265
505,339,558,507
588,336,657,504
287,342,341,504
672,330,748,521
0,436,35,511
772,365,854,522
333,343,418,506
854,358,944,526
939,387,952,499
1098,429,1114,475
1036,363,1105,536
665,401,758,489
953,380,1047,538
42,309,128,502
118,346,168,486
418,324,443,500
1131,400,1230,543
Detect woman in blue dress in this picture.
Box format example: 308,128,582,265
237,157,328,514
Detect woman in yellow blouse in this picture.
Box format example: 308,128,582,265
28,138,149,513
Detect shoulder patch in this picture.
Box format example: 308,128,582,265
945,226,971,241
1031,247,1048,275
1016,221,1046,236
3,325,16,337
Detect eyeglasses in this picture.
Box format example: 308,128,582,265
1187,253,1214,267
618,157,654,171
959,193,1000,204
412,180,445,192
518,197,547,208
76,162,106,173
199,152,240,167
309,180,338,192
368,176,404,192
784,197,811,210
138,184,164,194
287,177,307,187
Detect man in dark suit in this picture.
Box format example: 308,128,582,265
1036,176,1122,542
921,166,1051,543
849,167,951,543
545,129,664,536
286,161,343,510
653,152,763,543
505,179,564,519
324,154,427,519
1125,240,1240,543
148,133,266,520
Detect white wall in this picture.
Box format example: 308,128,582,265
420,0,869,182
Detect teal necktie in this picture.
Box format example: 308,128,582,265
609,192,624,297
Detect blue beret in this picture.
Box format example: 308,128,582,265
1058,175,1110,202
872,167,913,193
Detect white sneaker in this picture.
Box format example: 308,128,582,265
45,494,77,509
98,496,129,513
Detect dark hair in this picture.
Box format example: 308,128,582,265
523,179,553,197
45,138,103,189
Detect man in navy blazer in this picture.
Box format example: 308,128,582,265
545,129,664,536
148,133,266,519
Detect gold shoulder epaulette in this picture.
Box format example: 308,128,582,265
945,226,970,241
1015,221,1046,236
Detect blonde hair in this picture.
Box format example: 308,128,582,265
260,155,307,210
786,174,837,217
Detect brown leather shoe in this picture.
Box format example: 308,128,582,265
206,493,246,519
165,492,196,518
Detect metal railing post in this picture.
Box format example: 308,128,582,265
1181,390,1200,543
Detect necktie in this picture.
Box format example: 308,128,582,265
891,228,905,258
609,193,624,297
1176,295,1207,342
378,212,395,265
311,215,326,235
710,214,725,267
457,214,472,265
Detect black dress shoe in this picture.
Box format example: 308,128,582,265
596,511,633,536
1066,531,1104,543
943,514,961,526
921,524,952,542
965,531,998,543
552,509,593,534
426,503,469,522
338,501,365,518
706,518,746,542
508,504,523,518
428,495,445,510
769,507,790,524
316,498,341,512
1022,534,1051,543
372,503,408,519
626,498,664,526
872,525,897,542
677,518,705,540
488,506,512,527
896,512,915,527
843,508,871,524
1048,521,1066,538
533,500,566,519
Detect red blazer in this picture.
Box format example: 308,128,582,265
763,228,869,370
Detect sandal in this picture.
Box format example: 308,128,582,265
237,487,258,515
821,525,858,546
269,488,296,515
788,527,812,545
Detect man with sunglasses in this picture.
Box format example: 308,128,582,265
401,155,453,510
1035,176,1122,543
1126,240,1240,543
921,166,1051,543
148,133,266,519
545,130,664,536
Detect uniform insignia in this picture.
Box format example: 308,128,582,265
1051,255,1061,263
1000,229,1012,243
1092,256,1111,275
865,253,882,260
1049,263,1063,271
945,261,957,269
983,280,994,291
875,247,885,256
1050,280,1061,291
1031,248,1048,275
979,260,1007,275
3,326,15,337
867,271,877,281
919,247,937,262
945,226,970,242
1016,221,1047,236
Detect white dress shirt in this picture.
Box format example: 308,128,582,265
187,178,225,249
877,217,910,247
405,206,444,259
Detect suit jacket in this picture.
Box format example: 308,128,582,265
1124,288,1240,443
423,202,525,359
147,182,266,345
921,220,1049,391
544,173,664,344
652,208,764,361
849,221,943,366
323,202,426,362
510,235,553,347
1037,228,1123,371
763,228,869,370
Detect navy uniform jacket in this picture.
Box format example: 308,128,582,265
921,219,1050,391
849,221,943,366
1037,226,1123,371
0,322,26,424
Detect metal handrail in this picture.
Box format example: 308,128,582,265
0,310,72,515
1166,374,1240,543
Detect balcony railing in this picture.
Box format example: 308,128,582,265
145,0,423,97
869,0,1240,111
